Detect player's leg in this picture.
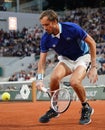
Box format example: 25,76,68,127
39,62,72,123
70,66,94,125
70,66,86,102
50,62,72,92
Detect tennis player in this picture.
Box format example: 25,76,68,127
36,10,98,125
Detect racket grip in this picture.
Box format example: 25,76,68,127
41,87,48,92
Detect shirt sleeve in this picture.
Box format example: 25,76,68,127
40,34,49,53
74,23,87,40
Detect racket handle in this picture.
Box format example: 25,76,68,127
41,87,48,92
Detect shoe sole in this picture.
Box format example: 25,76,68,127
55,114,60,118
91,108,94,115
39,114,60,123
80,108,94,125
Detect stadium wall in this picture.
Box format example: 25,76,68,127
0,11,40,31
0,54,35,77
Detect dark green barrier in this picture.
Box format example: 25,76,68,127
0,90,33,101
0,81,34,102
36,86,105,101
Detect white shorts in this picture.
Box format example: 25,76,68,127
58,54,91,72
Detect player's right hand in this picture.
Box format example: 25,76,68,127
36,80,44,91
87,67,98,83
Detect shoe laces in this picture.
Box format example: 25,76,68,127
80,107,90,119
46,108,57,117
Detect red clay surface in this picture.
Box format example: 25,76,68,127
0,100,105,130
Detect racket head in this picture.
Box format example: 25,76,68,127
51,88,72,114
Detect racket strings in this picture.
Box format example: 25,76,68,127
51,88,71,113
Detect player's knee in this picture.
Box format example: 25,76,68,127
50,75,59,82
70,79,80,88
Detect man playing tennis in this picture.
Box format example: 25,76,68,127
36,10,98,125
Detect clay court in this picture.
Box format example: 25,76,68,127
0,100,105,130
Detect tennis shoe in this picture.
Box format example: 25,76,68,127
79,105,94,125
39,108,59,123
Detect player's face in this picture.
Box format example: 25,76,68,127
40,16,57,34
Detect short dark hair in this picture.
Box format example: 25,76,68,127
39,10,58,22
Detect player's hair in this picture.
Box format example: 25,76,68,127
39,10,58,22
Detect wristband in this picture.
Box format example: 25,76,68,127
37,74,44,80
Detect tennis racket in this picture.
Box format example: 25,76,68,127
40,86,72,114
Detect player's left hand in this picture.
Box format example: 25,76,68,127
87,67,98,83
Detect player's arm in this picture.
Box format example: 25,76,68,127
84,34,98,83
36,52,47,90
37,52,47,76
85,34,97,68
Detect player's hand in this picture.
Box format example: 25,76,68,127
87,67,98,83
36,80,44,91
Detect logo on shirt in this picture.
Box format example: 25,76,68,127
66,37,71,41
52,44,56,48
